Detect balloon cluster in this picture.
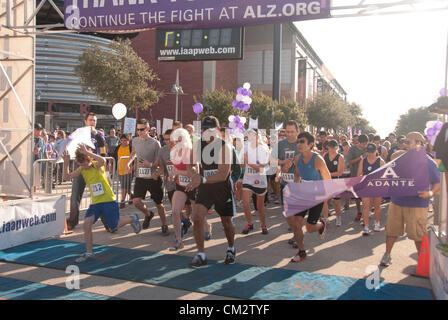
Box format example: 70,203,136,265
228,115,246,134
232,82,252,111
193,102,203,115
425,120,443,145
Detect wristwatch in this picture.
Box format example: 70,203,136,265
428,191,434,198
202,176,207,184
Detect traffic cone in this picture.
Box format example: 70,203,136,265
63,217,73,235
413,235,430,278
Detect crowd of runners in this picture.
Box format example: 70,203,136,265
58,112,440,268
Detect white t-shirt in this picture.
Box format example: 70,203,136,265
243,143,269,189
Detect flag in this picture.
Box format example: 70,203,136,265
283,149,430,216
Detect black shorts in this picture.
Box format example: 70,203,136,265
268,174,276,182
133,177,164,205
168,190,175,202
295,203,324,225
195,180,235,217
175,184,196,203
242,184,267,196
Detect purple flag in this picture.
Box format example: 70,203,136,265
64,0,331,32
283,149,430,217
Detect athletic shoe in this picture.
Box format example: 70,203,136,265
374,222,381,232
290,250,307,263
336,216,342,227
261,226,268,235
362,227,371,236
161,225,169,236
142,211,154,229
288,237,296,245
242,224,253,234
205,231,211,241
224,249,236,264
252,210,258,216
380,253,392,267
188,254,207,268
181,219,191,238
169,241,184,251
354,213,362,222
75,252,94,263
131,214,142,234
318,218,327,240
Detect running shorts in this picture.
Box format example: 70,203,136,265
195,180,235,217
295,202,324,225
242,184,267,196
385,203,427,242
133,177,164,205
175,184,196,202
86,201,119,230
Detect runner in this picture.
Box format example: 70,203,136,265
274,121,301,247
341,140,352,210
289,132,331,263
348,134,369,221
373,135,388,160
322,140,344,226
241,129,270,235
357,143,386,235
63,145,141,263
185,116,236,268
125,119,169,235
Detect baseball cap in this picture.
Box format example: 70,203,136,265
327,140,338,148
201,116,219,130
366,143,377,153
34,123,43,130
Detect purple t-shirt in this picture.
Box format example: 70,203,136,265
391,155,440,208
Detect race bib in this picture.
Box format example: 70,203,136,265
91,183,104,197
204,169,218,178
298,178,310,183
285,150,295,159
247,167,258,174
282,173,295,183
333,161,338,166
178,175,191,187
166,165,174,173
138,167,152,178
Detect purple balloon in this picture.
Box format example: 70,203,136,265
237,101,245,110
434,121,443,131
193,103,203,115
440,88,447,96
247,89,252,96
243,104,250,111
237,122,244,129
237,87,244,95
242,89,249,96
234,116,240,123
232,100,238,107
427,128,435,137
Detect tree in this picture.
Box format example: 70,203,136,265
348,103,376,134
199,89,237,125
306,92,353,131
76,38,161,111
395,107,438,136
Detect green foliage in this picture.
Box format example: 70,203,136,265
199,89,237,126
306,92,353,131
76,38,161,110
395,107,438,136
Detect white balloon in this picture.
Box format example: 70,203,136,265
236,94,244,102
426,120,437,128
229,122,236,129
240,117,246,124
112,103,127,120
228,115,235,122
242,96,252,105
243,82,251,90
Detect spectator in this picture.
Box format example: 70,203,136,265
348,134,369,221
105,127,119,157
54,130,67,184
33,123,45,162
113,134,133,209
173,121,183,130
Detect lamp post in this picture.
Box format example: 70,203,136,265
171,69,184,122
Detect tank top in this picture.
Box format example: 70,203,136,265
362,157,381,175
243,144,268,188
297,153,322,181
81,162,116,205
324,153,341,176
200,138,229,181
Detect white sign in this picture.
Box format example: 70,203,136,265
430,230,448,300
193,120,201,137
0,196,66,251
123,117,137,136
157,120,161,136
162,118,173,136
249,118,258,129
275,122,283,130
59,126,96,159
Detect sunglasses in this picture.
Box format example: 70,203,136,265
298,139,307,144
136,128,146,131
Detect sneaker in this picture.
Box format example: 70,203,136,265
242,224,253,234
380,253,392,267
336,216,342,227
224,249,236,264
374,222,381,232
354,213,362,222
261,226,268,235
161,225,169,236
362,227,371,236
75,252,93,263
205,231,211,241
252,210,258,216
131,214,142,234
188,254,207,268
290,250,307,263
288,237,296,245
169,240,184,251
318,218,327,240
181,219,191,238
142,211,154,230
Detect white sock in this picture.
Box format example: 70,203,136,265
227,246,235,253
198,252,206,260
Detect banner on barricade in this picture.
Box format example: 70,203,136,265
163,118,173,135
0,196,66,251
283,149,430,216
157,120,161,136
123,117,137,136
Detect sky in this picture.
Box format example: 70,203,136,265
294,6,448,138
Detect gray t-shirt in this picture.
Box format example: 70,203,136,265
158,145,176,192
348,145,366,177
105,136,119,155
132,136,161,179
276,139,299,184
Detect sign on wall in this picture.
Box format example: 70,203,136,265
64,0,331,32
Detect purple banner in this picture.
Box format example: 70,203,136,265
283,149,430,216
64,0,331,32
